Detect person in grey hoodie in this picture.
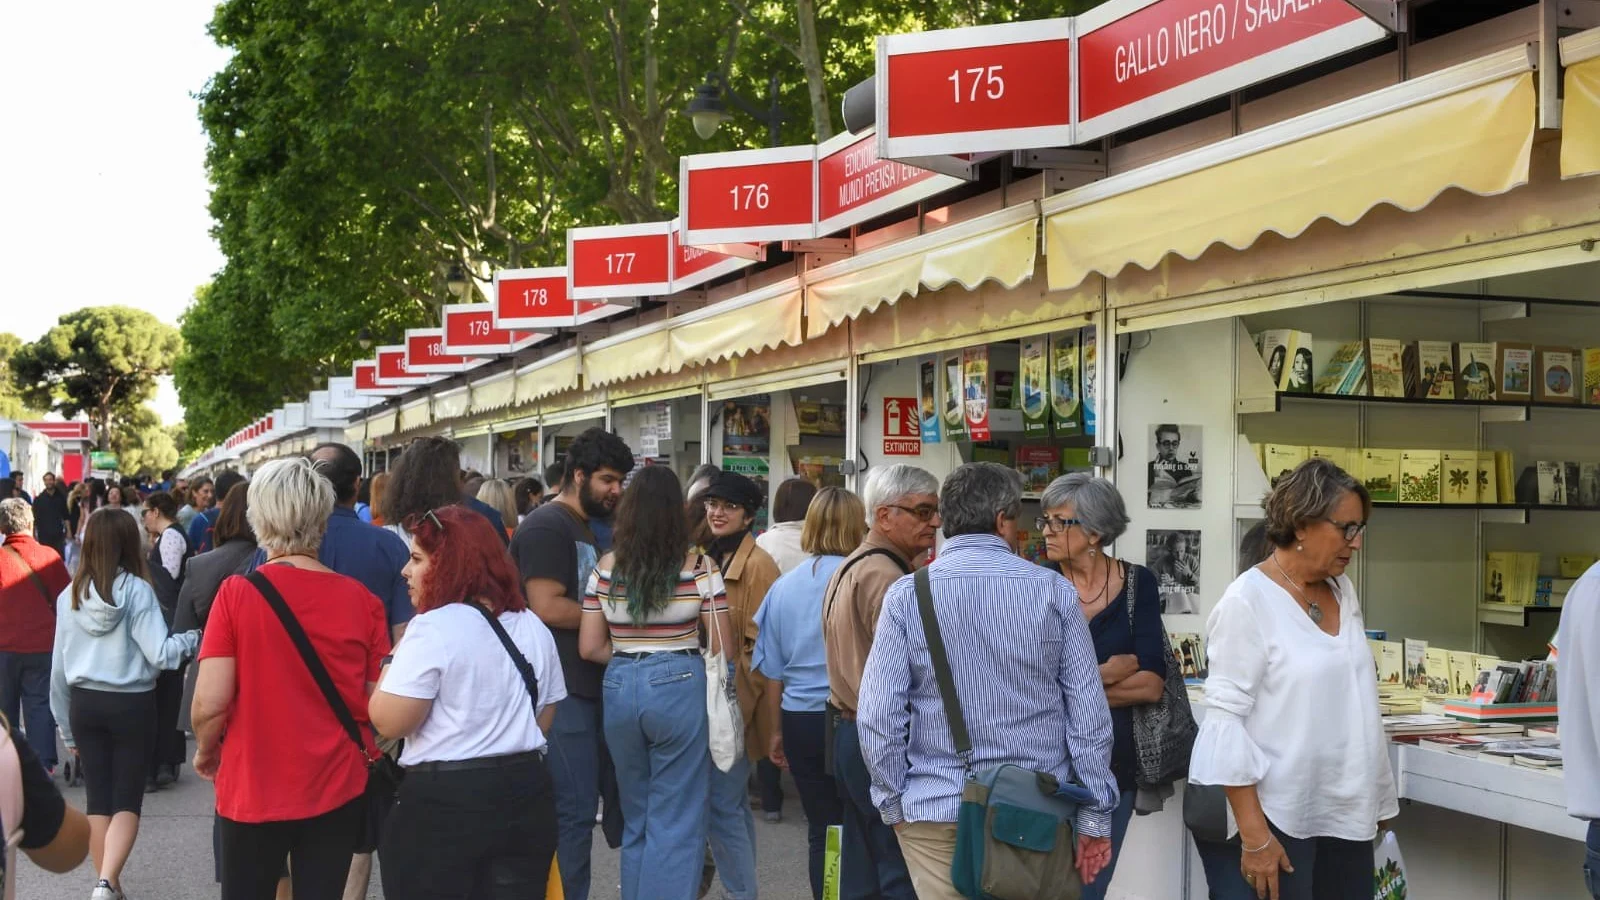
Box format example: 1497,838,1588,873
49,507,200,900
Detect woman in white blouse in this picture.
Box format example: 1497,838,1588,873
1189,458,1397,899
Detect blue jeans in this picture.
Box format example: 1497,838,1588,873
1585,820,1600,899
0,652,56,769
548,693,603,900
707,698,759,900
603,653,711,900
1198,822,1371,900
1079,788,1137,900
833,717,916,900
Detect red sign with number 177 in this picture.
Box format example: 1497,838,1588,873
883,397,923,456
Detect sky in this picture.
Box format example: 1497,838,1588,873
1,2,231,425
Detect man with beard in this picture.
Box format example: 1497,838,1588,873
511,426,635,900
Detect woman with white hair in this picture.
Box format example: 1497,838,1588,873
191,458,391,900
1039,472,1172,900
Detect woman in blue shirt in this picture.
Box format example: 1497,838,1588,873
1039,473,1167,900
752,487,864,900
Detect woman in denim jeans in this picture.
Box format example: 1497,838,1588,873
579,467,736,900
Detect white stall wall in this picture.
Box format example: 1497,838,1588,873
858,358,964,488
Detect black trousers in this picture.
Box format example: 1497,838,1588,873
149,665,187,774
218,795,365,900
380,752,558,900
783,710,843,900
69,687,154,817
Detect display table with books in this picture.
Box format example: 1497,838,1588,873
1393,741,1584,842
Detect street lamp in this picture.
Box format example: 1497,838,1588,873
357,327,373,350
683,71,785,148
445,263,469,299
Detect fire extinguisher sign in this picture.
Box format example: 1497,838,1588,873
883,397,923,456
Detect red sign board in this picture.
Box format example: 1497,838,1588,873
22,421,91,442
442,304,546,355
1075,0,1387,142
680,145,817,245
817,129,959,235
669,222,760,292
375,346,433,385
878,18,1074,158
568,223,674,300
495,267,630,329
405,329,481,375
883,397,923,456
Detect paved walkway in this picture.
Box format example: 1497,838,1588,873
19,749,814,899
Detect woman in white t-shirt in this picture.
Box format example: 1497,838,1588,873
368,505,566,900
1188,458,1398,899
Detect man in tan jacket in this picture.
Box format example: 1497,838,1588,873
822,464,940,900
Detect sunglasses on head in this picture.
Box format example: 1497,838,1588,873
403,509,447,533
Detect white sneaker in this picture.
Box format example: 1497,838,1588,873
90,879,122,900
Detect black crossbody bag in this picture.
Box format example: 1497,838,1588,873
822,547,911,776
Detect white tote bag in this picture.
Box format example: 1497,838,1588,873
696,561,744,772
1374,830,1409,900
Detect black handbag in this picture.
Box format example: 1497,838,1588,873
1124,566,1198,788
247,570,401,853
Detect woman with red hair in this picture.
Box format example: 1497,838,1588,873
368,505,567,899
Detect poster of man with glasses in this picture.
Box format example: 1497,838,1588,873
1148,423,1202,509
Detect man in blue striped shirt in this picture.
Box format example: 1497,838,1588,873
858,462,1119,898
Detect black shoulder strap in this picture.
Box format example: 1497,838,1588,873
823,547,912,623
914,567,971,769
246,570,373,765
468,603,540,712
2,546,54,613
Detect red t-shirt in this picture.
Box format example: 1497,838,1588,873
0,535,70,654
199,565,390,823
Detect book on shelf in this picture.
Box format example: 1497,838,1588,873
1448,649,1479,698
1456,342,1498,400
1485,551,1539,606
1362,449,1401,502
1585,347,1600,405
1264,444,1308,486
1498,342,1535,400
1403,638,1429,691
1281,331,1314,393
1419,734,1516,754
1580,463,1600,508
1314,341,1368,395
1566,461,1584,508
1378,641,1404,686
1511,748,1563,769
1424,648,1452,697
1257,330,1294,390
1398,449,1441,503
1536,347,1578,403
1536,460,1567,506
1014,445,1060,495
1367,338,1406,398
1367,639,1384,677
1407,340,1456,399
1308,445,1353,473
1495,451,1515,504
1562,554,1599,579
1476,451,1498,503
1440,451,1477,503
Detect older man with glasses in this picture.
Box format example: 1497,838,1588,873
821,463,940,900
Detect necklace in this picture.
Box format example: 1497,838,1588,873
1270,553,1323,624
1074,555,1112,607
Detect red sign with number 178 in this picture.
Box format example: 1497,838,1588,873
883,397,923,456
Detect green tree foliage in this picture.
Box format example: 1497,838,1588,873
0,333,44,421
183,0,1098,445
110,406,180,478
10,308,181,450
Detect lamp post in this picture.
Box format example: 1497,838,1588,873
357,328,373,351
445,263,469,299
684,71,785,148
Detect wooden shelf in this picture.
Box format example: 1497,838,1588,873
1266,392,1596,414
1478,603,1564,627
1371,502,1598,512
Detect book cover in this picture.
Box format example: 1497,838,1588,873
1082,326,1098,438
1580,463,1600,508
1498,342,1534,399
1170,633,1208,681
1314,341,1368,395
1399,449,1442,503
1565,462,1582,508
1378,641,1404,685
1474,655,1506,683
794,401,823,435
1448,650,1479,697
1367,639,1384,677
1424,648,1452,696
1308,446,1353,473
1401,341,1420,399
1585,347,1600,405
1418,340,1456,399
1476,451,1498,503
1368,339,1406,398
962,346,992,442
1484,551,1513,604
1456,342,1498,400
1440,451,1477,504
1282,331,1314,394
1257,329,1293,388
1017,336,1048,437
1536,347,1578,403
1362,449,1402,502
1537,460,1566,506
918,357,943,444
1495,451,1515,504
994,370,1016,410
1049,331,1082,439
1015,445,1060,495
941,352,967,442
1264,444,1308,487
1404,638,1430,690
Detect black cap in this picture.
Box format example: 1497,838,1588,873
702,471,764,513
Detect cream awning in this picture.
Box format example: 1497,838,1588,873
398,399,432,433
1562,28,1600,180
432,387,471,422
581,329,671,389
366,410,398,439
668,283,803,371
805,205,1039,340
515,350,582,405
343,423,366,445
1044,48,1537,292
469,373,516,414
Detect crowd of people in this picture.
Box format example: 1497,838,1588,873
0,436,1414,900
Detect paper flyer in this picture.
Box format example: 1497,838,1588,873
1050,330,1082,438
917,357,942,444
1020,336,1049,437
1082,326,1098,437
962,345,991,442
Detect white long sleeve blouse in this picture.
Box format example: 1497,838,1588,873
1189,568,1398,842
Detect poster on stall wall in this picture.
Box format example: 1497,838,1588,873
962,346,992,442
1050,330,1083,438
720,397,771,456
1082,326,1098,438
918,358,942,444
1020,337,1049,438
941,352,967,442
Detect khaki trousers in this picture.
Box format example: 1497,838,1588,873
894,821,966,900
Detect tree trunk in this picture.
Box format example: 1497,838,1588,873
794,0,833,141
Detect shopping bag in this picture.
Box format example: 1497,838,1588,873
1373,830,1408,899
822,824,842,900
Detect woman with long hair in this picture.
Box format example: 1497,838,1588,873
369,506,565,898
578,467,735,900
368,472,391,527
476,479,520,539
103,485,143,551
49,508,201,900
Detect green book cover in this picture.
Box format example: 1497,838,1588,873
941,352,966,442
1020,336,1049,438
1049,331,1082,438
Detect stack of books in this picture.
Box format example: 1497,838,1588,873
1247,443,1514,503
1468,660,1558,705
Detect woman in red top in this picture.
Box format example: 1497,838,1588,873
191,458,390,900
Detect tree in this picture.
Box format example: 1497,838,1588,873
109,406,180,478
0,333,44,421
10,307,182,450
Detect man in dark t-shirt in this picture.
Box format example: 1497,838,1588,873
509,427,634,900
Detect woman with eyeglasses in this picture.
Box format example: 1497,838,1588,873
1189,458,1396,900
1037,473,1170,899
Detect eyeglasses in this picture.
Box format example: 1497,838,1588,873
1034,515,1082,534
703,499,745,515
1326,518,1367,542
1156,439,1181,449
403,509,447,533
889,504,940,522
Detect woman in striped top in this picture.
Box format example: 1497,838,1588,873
578,466,734,900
